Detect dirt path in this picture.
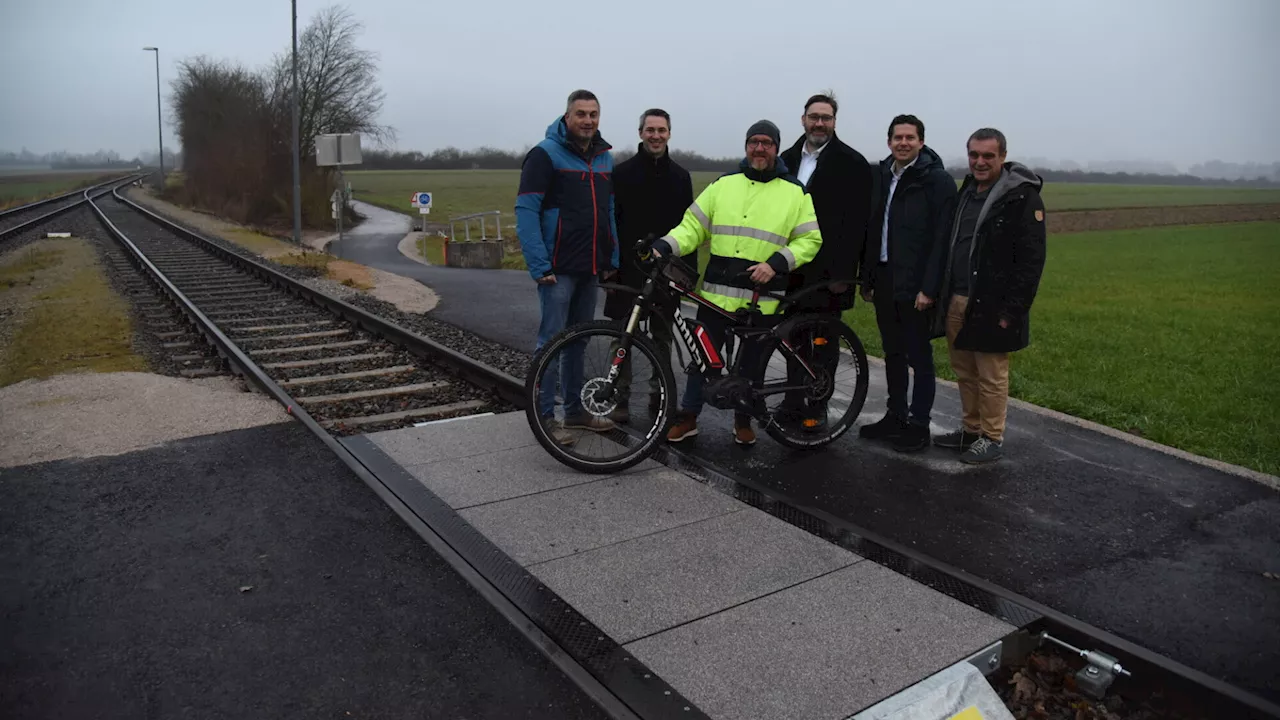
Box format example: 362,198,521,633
1049,202,1280,234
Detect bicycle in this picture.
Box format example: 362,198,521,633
524,235,870,474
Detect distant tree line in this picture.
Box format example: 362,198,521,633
168,4,393,229
359,145,1278,188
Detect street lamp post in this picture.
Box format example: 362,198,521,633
291,0,302,245
142,47,164,189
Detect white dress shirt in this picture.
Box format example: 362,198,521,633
797,139,828,187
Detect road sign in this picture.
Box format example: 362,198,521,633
412,192,432,207
315,133,362,166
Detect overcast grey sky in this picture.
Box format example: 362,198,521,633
2,0,1277,169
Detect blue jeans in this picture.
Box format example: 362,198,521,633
536,272,599,419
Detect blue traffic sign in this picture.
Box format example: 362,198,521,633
417,192,432,205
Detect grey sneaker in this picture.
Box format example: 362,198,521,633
934,428,980,451
543,417,576,446
960,436,1003,464
563,411,616,433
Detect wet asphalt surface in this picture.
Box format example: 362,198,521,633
0,421,608,720
324,202,1280,703
332,201,551,352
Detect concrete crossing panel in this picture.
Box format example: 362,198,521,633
459,467,742,566
625,562,1014,720
531,509,862,643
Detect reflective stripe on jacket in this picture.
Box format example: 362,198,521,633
658,157,822,314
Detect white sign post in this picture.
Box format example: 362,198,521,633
411,192,433,238
315,133,363,256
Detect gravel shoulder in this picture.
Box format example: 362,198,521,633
0,371,287,468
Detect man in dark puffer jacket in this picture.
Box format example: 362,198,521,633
932,127,1047,464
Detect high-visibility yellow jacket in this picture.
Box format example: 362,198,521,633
657,158,822,314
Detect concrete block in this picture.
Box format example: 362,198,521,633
404,443,659,510
446,241,503,269
458,467,741,566
532,509,861,642
625,562,1014,720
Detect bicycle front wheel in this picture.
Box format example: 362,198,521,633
524,319,677,474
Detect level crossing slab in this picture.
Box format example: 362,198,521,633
347,411,1015,719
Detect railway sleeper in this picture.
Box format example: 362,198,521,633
296,381,452,407
247,339,370,357
278,365,418,388
261,352,394,370
229,320,335,333
319,399,488,429
234,329,351,345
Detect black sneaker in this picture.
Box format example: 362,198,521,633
859,413,908,440
892,422,930,453
960,436,1003,464
934,428,979,451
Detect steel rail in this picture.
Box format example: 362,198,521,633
1,174,145,241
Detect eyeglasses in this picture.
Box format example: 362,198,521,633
806,113,834,123
747,139,776,149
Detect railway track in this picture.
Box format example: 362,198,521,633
87,188,516,435
0,173,141,241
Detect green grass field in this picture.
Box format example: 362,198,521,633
0,171,118,210
348,169,1280,226
839,221,1280,476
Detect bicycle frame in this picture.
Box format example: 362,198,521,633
609,257,822,400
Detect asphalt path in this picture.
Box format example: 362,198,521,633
0,421,609,720
333,201,552,351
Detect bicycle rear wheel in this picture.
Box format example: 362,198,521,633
524,319,677,474
756,316,869,449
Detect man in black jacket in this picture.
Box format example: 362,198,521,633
859,114,958,452
932,128,1047,464
603,108,694,423
778,92,876,427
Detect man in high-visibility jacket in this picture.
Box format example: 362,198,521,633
652,119,823,446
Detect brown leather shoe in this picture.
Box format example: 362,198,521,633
733,414,756,445
666,411,698,442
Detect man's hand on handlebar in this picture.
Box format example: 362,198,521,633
746,262,775,285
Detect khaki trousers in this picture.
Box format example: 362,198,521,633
945,295,1010,442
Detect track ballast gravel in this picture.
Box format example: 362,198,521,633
95,196,513,433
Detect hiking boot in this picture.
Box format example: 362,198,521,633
733,413,756,446
892,422,930,453
563,411,616,433
934,427,979,451
960,436,1003,464
542,417,576,446
859,413,907,441
666,411,698,442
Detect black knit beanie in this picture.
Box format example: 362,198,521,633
745,119,780,148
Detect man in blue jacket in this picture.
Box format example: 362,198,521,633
516,89,620,442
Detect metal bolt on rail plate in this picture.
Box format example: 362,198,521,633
1038,631,1131,700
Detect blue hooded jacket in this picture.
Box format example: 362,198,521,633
515,117,620,280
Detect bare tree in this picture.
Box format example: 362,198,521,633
264,5,395,158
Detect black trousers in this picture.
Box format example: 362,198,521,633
872,263,936,426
